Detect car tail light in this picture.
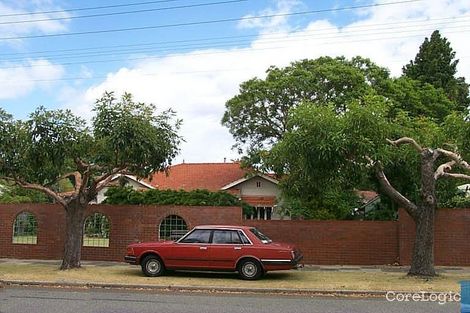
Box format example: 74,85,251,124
127,247,134,255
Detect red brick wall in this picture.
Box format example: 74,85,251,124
244,220,399,265
398,208,470,266
2,204,470,266
0,203,242,262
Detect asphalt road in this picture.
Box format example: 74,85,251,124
0,287,459,313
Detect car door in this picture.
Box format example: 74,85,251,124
209,230,246,270
166,229,213,269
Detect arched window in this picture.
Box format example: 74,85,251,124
83,212,110,247
12,212,38,244
159,215,188,241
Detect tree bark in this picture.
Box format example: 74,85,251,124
409,149,436,276
60,201,86,270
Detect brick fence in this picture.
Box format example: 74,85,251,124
1,203,469,265
0,203,242,261
244,220,399,265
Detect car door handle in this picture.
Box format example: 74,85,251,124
199,246,207,250
234,247,242,250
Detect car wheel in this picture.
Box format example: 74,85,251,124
141,255,165,277
238,259,263,280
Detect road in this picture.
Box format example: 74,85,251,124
0,287,459,313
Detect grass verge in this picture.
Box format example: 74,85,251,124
0,263,467,292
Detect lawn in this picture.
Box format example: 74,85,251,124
0,263,467,293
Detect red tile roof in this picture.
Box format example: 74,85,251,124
150,162,248,191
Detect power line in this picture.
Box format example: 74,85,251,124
0,0,247,26
1,25,468,73
0,0,422,40
1,15,468,64
0,0,185,18
0,13,467,59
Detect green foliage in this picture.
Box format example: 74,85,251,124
386,77,457,122
268,98,392,219
0,92,181,198
440,195,470,208
1,107,90,185
0,181,50,204
403,30,469,112
93,92,182,177
104,187,254,215
222,56,390,168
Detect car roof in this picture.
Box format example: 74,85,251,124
194,225,252,230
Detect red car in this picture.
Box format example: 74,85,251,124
124,225,303,280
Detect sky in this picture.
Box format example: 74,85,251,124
0,0,469,164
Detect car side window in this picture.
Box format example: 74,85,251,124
238,231,251,244
212,230,242,244
179,229,212,243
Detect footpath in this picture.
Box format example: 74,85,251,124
1,259,469,297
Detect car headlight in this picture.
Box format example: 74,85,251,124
127,247,134,255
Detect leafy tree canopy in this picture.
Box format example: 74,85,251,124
403,30,470,112
222,56,391,164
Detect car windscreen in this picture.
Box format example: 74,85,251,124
249,228,272,244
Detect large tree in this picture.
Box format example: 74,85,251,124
222,56,454,170
268,99,470,276
403,30,470,113
222,56,390,168
0,92,181,269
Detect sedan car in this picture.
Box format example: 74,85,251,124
125,225,303,280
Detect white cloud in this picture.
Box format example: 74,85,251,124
237,0,303,32
0,59,64,99
64,0,470,163
0,1,70,44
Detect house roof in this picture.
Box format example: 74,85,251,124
220,173,279,190
149,162,248,191
108,174,155,190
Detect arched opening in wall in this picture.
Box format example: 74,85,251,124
159,215,188,241
12,212,38,244
83,212,110,247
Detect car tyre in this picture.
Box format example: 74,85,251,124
141,255,165,277
238,259,263,280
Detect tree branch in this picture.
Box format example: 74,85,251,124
91,166,127,194
6,178,67,207
441,172,470,180
436,148,470,170
434,160,456,180
387,137,423,152
373,161,419,220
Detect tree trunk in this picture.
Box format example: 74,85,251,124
409,149,436,276
409,207,435,276
60,201,86,270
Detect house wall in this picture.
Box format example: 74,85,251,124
229,177,284,220
238,178,280,197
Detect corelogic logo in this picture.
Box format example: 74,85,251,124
462,281,470,313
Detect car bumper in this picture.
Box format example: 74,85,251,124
124,255,138,265
261,253,304,267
